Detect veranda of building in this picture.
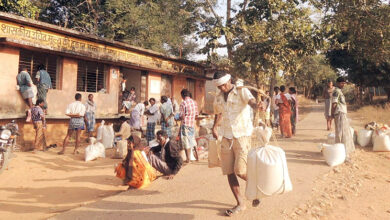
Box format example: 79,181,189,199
0,12,208,149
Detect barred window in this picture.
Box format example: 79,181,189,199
77,61,106,93
18,49,61,89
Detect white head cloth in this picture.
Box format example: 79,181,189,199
213,74,231,87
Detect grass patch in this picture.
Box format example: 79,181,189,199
349,103,390,128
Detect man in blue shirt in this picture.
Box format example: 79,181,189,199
35,64,52,110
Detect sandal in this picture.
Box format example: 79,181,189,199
225,205,245,217
57,151,64,155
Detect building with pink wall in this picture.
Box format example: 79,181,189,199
0,12,208,149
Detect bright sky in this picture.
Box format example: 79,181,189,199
191,0,322,61
191,0,243,61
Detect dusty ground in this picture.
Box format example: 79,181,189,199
0,101,389,220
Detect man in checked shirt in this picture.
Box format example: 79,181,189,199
178,89,199,163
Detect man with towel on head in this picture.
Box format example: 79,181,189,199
212,71,262,216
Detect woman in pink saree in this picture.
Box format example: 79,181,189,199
278,86,292,138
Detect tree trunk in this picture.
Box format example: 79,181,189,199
225,0,233,62
385,87,390,102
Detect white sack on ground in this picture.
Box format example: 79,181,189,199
357,129,373,147
246,145,292,200
319,143,346,167
114,140,128,159
101,124,115,149
85,137,106,162
97,120,105,141
372,130,390,152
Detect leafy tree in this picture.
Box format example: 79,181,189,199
0,0,40,18
39,0,104,34
101,0,202,57
321,0,390,100
288,55,337,98
231,0,322,93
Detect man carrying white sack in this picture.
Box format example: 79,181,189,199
212,71,262,216
331,76,355,159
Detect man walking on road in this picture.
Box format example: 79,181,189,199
331,77,355,158
211,71,261,216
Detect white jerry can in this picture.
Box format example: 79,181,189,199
246,145,292,200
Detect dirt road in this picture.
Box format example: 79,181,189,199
51,104,337,220
1,104,389,220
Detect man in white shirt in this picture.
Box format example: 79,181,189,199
130,101,148,133
212,71,261,216
58,93,86,155
145,98,159,143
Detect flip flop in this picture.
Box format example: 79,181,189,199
225,206,245,217
57,151,64,155
252,199,261,207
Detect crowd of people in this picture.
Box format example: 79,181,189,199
17,66,356,217
270,85,299,138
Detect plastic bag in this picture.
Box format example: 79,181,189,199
85,137,106,162
246,145,292,200
327,133,335,144
114,140,128,159
102,124,115,149
97,120,105,141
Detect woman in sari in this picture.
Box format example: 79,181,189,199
278,86,292,138
289,87,298,135
116,135,157,189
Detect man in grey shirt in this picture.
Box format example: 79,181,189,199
17,67,34,122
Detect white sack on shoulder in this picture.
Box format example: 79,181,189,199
246,145,292,200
